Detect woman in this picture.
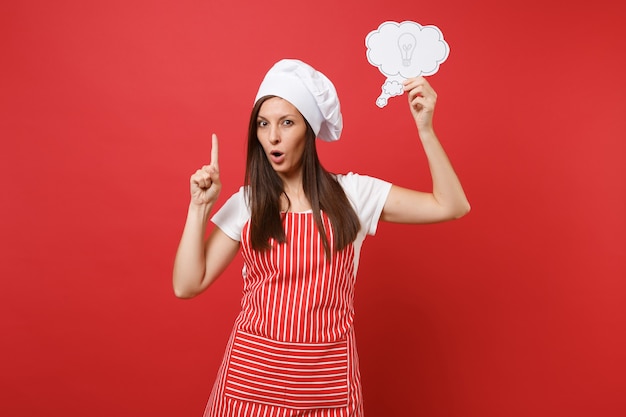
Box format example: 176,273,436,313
173,59,469,416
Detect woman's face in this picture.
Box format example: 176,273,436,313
257,97,308,180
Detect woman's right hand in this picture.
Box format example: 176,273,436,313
189,134,221,206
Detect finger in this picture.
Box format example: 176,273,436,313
410,95,426,108
407,87,426,103
201,164,216,179
403,76,425,91
407,83,435,102
203,169,214,188
211,133,219,168
191,169,205,184
192,169,211,189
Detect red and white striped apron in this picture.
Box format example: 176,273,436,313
204,211,364,417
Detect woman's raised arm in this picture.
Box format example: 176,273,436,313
172,134,240,298
381,77,470,224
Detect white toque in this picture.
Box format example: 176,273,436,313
254,59,343,142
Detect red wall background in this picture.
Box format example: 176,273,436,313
2,1,625,416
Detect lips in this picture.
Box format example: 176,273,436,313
269,150,285,164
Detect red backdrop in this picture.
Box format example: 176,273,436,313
2,1,625,416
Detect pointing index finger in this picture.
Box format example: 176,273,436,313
211,133,219,167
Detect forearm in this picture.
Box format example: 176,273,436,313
172,203,213,298
418,127,470,218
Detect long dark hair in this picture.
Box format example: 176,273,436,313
244,96,360,258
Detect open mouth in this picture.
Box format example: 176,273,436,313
269,150,285,164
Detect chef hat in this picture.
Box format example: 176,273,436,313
254,59,343,142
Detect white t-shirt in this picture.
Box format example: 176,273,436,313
211,172,392,274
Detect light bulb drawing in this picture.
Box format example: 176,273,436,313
397,32,416,67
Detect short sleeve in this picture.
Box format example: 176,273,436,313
210,187,251,241
336,172,392,236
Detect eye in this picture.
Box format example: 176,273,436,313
282,119,294,126
257,120,268,128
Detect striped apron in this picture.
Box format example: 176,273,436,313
204,212,364,416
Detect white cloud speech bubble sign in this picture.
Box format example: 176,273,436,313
366,21,450,108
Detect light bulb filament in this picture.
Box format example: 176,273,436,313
398,32,417,67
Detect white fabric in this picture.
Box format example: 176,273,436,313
211,173,392,275
254,59,343,142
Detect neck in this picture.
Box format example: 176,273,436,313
280,179,311,213
279,170,304,194
283,183,303,197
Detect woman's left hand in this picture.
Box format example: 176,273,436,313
403,76,437,133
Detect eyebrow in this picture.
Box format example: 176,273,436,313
257,113,299,120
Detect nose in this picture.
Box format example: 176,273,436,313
269,126,280,144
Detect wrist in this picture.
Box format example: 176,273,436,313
417,125,437,141
188,201,213,219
